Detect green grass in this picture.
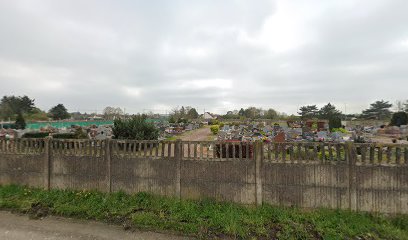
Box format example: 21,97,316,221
1,185,407,239
165,136,178,141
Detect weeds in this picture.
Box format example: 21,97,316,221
0,185,407,239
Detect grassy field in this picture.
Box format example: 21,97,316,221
0,185,407,239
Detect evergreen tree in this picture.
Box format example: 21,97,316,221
238,108,245,116
318,103,343,130
0,95,35,119
298,105,318,119
187,108,199,119
361,100,392,120
49,104,70,120
15,112,26,129
390,112,408,127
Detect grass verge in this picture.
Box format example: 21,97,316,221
0,185,407,239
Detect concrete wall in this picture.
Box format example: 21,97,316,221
0,139,46,188
0,139,407,214
180,159,256,204
262,162,350,209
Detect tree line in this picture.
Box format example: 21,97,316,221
0,95,71,129
298,100,408,127
220,107,285,120
168,106,199,123
2,95,408,130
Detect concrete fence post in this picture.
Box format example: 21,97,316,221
174,139,182,199
43,138,51,190
347,141,357,211
105,139,112,193
254,140,263,206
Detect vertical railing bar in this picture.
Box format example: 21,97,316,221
274,143,278,161
328,143,333,161
404,146,408,165
313,144,318,161
239,142,243,160
386,146,392,164
161,141,165,157
369,145,375,164
149,142,153,157
245,142,249,160
321,143,325,162
226,142,229,160
155,142,159,158
335,144,341,161
187,142,190,159
378,146,383,164
167,142,171,159
200,142,203,160
282,143,286,162
289,144,294,162
194,142,197,160
142,141,146,157
219,141,223,160
396,146,401,165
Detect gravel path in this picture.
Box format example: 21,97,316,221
179,126,214,141
0,211,191,240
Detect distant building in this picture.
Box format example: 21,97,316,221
203,112,216,120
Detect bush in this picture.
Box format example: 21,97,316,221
22,132,49,138
390,112,408,127
208,119,219,125
112,114,159,140
210,125,219,135
52,128,88,139
331,128,348,133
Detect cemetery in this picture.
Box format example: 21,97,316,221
214,119,408,144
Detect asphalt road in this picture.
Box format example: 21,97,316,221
0,211,190,240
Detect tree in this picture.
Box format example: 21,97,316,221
25,107,49,121
238,108,245,116
49,104,70,120
264,108,278,119
298,105,318,119
244,107,261,119
112,114,159,140
168,115,176,123
169,106,198,122
103,106,123,120
15,112,26,129
318,103,341,119
390,112,408,127
361,100,392,120
187,108,199,119
0,95,35,119
318,103,343,130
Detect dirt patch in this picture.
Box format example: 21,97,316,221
305,222,323,240
105,212,133,230
28,202,50,219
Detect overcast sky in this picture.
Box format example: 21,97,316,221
0,0,407,115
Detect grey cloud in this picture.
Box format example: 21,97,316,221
0,0,407,115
